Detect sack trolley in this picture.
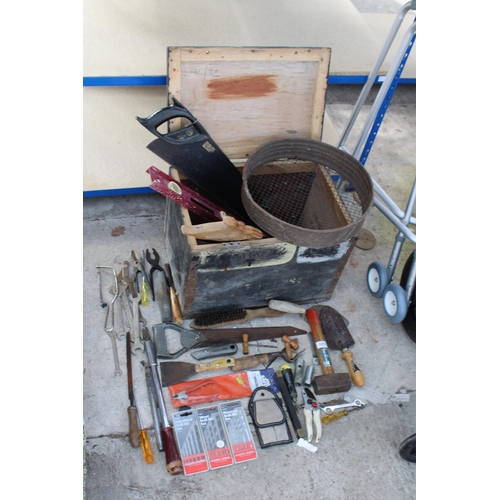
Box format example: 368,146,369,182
337,1,416,340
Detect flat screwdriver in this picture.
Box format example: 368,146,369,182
321,409,348,425
136,401,154,464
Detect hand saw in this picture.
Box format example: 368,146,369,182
137,97,251,224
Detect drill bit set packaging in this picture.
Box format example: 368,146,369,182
172,402,257,475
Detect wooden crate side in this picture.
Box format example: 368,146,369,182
167,47,330,159
184,240,352,316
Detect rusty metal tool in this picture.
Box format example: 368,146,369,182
153,323,307,360
145,249,165,302
143,326,183,475
319,305,364,387
126,331,140,448
145,249,173,324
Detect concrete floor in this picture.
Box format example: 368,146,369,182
83,83,416,499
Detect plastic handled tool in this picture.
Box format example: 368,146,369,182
140,277,149,307
143,328,183,475
136,403,154,464
280,364,297,401
302,388,323,443
321,409,348,425
126,332,140,448
275,369,304,439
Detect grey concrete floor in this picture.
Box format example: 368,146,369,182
83,83,416,499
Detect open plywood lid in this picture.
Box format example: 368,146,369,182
167,47,331,160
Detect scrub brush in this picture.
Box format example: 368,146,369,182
190,307,286,329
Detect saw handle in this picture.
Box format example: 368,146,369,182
136,97,204,144
341,349,365,387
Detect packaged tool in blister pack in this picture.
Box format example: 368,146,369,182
168,370,280,408
219,401,258,464
197,405,234,470
171,409,210,476
168,372,252,408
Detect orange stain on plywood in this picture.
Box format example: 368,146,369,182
207,75,277,100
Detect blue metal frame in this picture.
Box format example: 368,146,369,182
358,32,416,165
83,75,415,87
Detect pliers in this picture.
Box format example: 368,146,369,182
302,387,323,443
145,248,165,301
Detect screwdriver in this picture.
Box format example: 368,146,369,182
140,276,149,306
321,409,348,425
136,401,154,464
281,363,297,401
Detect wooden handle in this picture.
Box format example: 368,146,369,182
169,287,183,325
195,357,235,372
128,406,141,448
269,299,306,314
341,349,364,387
305,308,334,375
242,334,249,355
232,353,271,371
284,342,293,360
282,335,298,350
161,426,183,475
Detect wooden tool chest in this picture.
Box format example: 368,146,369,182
161,47,358,316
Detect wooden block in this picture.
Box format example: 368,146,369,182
312,373,352,394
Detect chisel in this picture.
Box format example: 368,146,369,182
126,332,140,448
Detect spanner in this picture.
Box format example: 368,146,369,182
319,399,365,415
129,292,144,352
119,283,142,352
131,250,150,289
97,265,122,376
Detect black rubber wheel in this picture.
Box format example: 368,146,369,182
400,250,416,343
399,433,416,463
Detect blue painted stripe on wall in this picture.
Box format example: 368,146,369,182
83,75,415,87
83,187,157,198
83,76,168,86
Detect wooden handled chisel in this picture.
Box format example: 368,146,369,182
126,332,140,448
